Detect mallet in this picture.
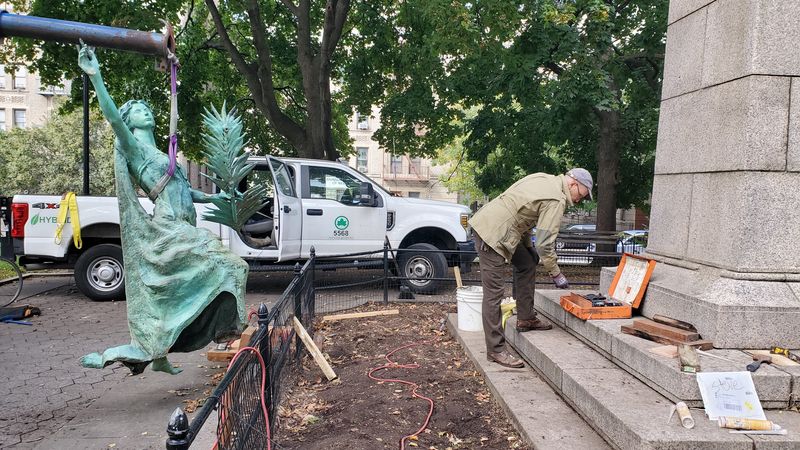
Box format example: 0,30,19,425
746,354,773,372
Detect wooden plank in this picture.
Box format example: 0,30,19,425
240,325,258,348
207,348,236,362
322,309,399,322
621,325,713,350
648,345,679,358
652,315,697,332
453,266,463,289
632,318,700,343
293,316,338,381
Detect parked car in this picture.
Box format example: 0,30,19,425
616,230,648,254
531,225,596,266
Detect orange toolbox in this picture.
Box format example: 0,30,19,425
560,253,656,320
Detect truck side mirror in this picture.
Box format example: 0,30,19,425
358,182,375,207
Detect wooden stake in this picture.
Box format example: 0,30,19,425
322,309,399,322
292,317,338,381
453,266,463,289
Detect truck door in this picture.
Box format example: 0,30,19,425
299,164,387,257
269,157,302,261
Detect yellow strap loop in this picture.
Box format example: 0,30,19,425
54,192,82,249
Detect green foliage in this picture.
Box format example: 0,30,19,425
199,104,267,230
345,0,666,216
0,107,115,197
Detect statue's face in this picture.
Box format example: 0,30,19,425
127,103,155,130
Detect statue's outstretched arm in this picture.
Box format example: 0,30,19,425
77,44,137,153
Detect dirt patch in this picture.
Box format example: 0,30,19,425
276,303,530,450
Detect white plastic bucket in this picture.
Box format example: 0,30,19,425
457,286,483,332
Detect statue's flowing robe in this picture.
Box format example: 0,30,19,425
81,147,247,374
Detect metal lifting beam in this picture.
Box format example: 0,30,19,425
0,12,176,196
0,12,174,57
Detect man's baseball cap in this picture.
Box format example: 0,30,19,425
567,168,593,200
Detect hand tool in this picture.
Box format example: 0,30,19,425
746,354,773,372
770,346,800,363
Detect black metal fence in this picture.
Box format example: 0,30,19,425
166,257,316,450
313,231,646,312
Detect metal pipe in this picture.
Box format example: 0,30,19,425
82,73,90,195
0,12,174,57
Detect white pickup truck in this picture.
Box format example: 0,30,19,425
2,156,474,301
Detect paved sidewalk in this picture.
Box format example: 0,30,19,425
0,273,287,449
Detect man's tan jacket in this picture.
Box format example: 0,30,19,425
468,173,572,276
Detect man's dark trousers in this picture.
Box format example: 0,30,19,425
473,231,539,354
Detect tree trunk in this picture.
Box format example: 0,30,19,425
595,108,621,233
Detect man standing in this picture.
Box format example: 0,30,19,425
468,169,594,368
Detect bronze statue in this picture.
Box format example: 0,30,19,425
77,44,248,375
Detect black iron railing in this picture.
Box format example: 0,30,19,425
166,254,316,450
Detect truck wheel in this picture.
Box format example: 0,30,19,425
74,244,125,301
398,243,447,294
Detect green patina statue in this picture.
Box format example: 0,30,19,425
77,44,249,375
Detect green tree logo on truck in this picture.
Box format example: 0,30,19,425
335,216,349,230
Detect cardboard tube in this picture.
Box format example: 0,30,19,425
717,417,778,431
675,402,695,429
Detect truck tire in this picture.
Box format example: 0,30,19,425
74,244,125,301
398,243,447,294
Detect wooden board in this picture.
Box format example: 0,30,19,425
632,318,700,343
621,325,713,350
648,345,679,358
240,325,257,348
652,315,697,332
746,350,800,367
322,309,399,322
293,316,338,381
453,266,463,289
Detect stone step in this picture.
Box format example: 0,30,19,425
506,308,800,449
533,288,798,408
446,313,612,450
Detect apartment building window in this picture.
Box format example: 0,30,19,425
13,67,26,89
0,65,5,89
356,113,369,130
13,109,26,129
409,157,421,175
0,110,5,131
356,147,368,172
390,155,402,174
408,191,420,198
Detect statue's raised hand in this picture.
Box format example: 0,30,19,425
77,42,100,76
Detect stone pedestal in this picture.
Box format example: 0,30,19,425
643,0,800,348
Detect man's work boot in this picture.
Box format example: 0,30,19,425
487,351,525,368
516,318,553,332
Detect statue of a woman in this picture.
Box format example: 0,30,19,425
77,44,248,375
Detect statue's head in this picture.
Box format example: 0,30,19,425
119,100,155,131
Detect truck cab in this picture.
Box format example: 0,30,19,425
8,156,474,300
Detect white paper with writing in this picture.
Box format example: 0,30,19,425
696,371,766,420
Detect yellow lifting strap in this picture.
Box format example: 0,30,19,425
54,192,82,249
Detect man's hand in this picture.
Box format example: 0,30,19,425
552,273,569,289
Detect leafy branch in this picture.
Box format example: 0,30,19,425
199,103,268,230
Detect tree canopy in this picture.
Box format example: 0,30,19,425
0,108,115,197
4,0,666,229
346,0,666,229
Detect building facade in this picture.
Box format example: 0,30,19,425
0,65,71,130
346,107,459,203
